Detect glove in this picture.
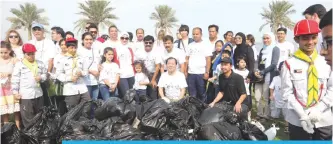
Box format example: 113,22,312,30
162,97,171,103
308,102,327,123
300,115,315,134
49,73,57,80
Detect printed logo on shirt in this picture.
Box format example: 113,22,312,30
65,63,69,66
294,69,302,73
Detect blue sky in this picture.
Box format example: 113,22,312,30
1,0,332,44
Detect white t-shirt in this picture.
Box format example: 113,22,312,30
161,48,186,70
103,40,121,52
277,41,295,64
28,38,56,69
153,40,165,53
158,71,188,100
12,46,23,60
99,62,120,84
92,40,106,56
186,40,212,74
133,72,150,90
133,41,145,54
135,50,162,73
116,47,134,78
77,46,100,85
269,76,283,108
178,39,190,53
234,69,250,95
208,38,220,53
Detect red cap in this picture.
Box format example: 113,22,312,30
66,37,77,43
96,37,105,43
22,43,37,53
294,19,321,36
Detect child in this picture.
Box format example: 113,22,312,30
208,50,232,97
269,62,288,132
233,56,251,121
99,47,120,100
11,43,47,128
133,60,150,103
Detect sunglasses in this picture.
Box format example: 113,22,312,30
9,35,19,39
145,42,153,45
90,31,97,34
120,37,129,40
32,27,42,31
321,38,332,50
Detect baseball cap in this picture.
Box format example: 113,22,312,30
294,19,320,36
22,43,37,53
32,23,44,29
220,57,232,64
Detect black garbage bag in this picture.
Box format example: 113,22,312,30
136,99,169,132
1,122,21,144
214,102,248,124
165,107,191,129
198,107,225,125
160,128,196,140
197,121,243,140
101,117,142,140
81,100,103,119
142,133,160,140
173,97,207,128
22,106,60,144
239,122,268,140
123,89,136,104
61,134,106,140
94,97,136,123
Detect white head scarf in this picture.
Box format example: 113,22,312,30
261,32,276,69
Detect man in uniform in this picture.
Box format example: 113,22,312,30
281,19,332,140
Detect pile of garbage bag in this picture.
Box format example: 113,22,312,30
2,89,272,143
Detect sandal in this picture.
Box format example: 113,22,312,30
284,127,289,133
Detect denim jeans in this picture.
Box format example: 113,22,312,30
87,85,99,100
118,77,135,98
187,74,206,102
99,84,117,101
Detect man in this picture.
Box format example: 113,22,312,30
161,35,186,73
303,4,327,53
103,25,120,53
158,57,187,103
276,27,295,65
174,24,194,53
65,31,74,39
88,24,99,40
281,19,332,140
135,35,161,100
186,27,212,102
51,26,65,54
11,43,47,127
209,57,249,119
319,9,332,67
85,22,94,32
133,28,145,54
208,24,220,52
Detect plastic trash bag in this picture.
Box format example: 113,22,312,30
101,117,142,140
165,107,191,129
198,107,225,125
22,106,60,144
123,89,136,104
1,122,21,144
264,124,279,140
239,122,268,140
136,99,169,132
197,121,243,140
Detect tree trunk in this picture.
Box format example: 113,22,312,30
28,26,32,40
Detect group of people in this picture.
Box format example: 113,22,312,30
0,3,332,140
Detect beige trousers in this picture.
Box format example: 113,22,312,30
254,83,270,118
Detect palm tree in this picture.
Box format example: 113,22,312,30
74,0,118,34
259,0,296,34
150,5,178,37
7,3,49,40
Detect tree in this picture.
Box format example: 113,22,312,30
259,0,296,34
74,0,118,34
7,3,49,40
150,5,178,37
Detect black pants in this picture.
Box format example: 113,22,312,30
64,92,91,111
118,77,135,98
41,82,51,106
289,123,332,140
20,97,44,128
147,73,160,100
51,96,66,116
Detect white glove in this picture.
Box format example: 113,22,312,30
300,115,315,134
49,73,57,80
162,97,171,103
308,102,327,123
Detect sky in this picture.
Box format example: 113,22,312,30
0,0,332,46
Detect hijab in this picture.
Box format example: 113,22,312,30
233,32,249,69
261,32,276,69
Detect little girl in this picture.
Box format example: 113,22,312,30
233,56,251,121
99,47,120,100
133,61,150,103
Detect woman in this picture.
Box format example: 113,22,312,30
254,32,280,122
113,32,135,98
0,41,20,128
233,32,255,73
77,32,100,100
211,42,234,74
153,30,166,53
246,34,258,61
56,38,90,110
5,30,23,59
